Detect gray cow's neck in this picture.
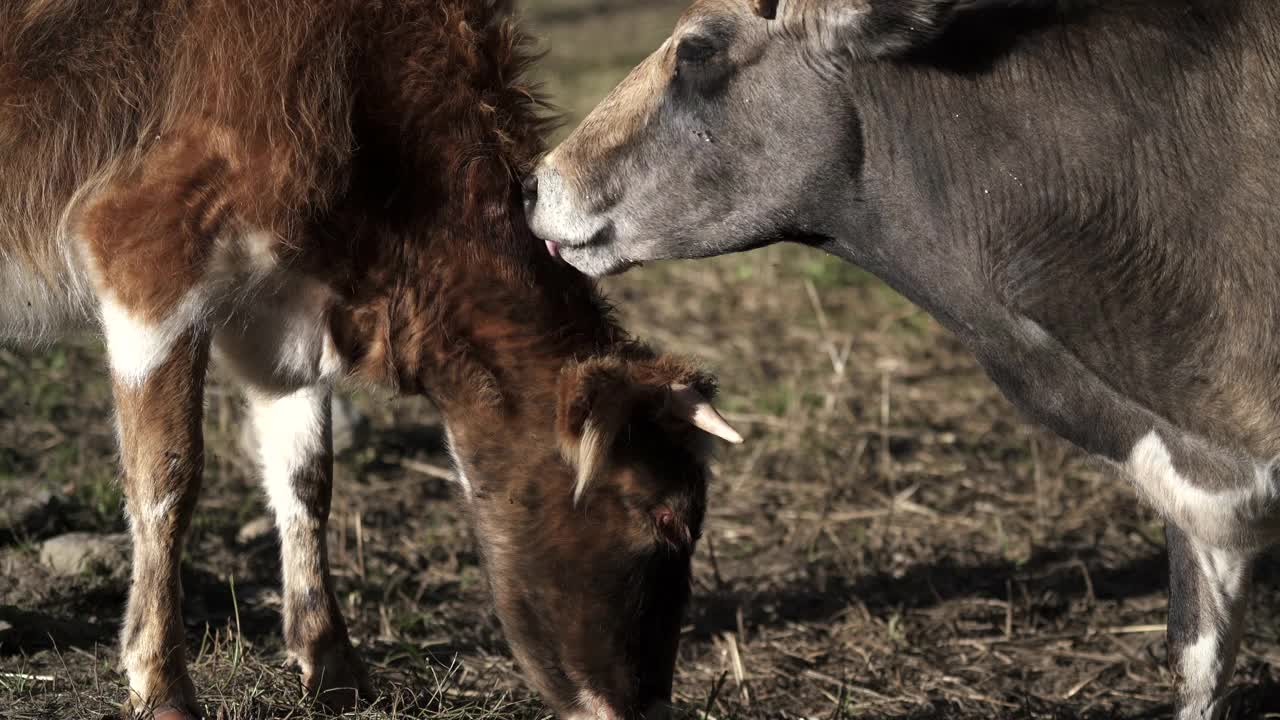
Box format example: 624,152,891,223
820,3,1264,338
815,3,1280,459
814,59,1027,340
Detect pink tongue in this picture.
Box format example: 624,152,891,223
545,239,561,259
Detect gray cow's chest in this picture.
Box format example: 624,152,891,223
830,226,1280,552
959,307,1280,552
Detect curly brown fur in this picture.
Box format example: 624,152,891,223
2,2,728,718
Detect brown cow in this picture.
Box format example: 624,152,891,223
0,1,741,719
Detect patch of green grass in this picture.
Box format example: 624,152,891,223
0,341,112,418
70,468,124,530
754,382,795,418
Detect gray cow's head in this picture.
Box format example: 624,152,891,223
524,0,966,276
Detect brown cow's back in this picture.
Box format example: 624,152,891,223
0,0,360,339
1,1,162,336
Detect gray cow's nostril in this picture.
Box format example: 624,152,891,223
521,172,539,214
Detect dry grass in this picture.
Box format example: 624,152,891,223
6,1,1280,719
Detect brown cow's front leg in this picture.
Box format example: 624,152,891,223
84,127,253,718
246,386,368,709
111,330,210,719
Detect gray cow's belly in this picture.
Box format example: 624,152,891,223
960,309,1280,551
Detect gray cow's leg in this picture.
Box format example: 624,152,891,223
246,386,368,708
1166,523,1252,720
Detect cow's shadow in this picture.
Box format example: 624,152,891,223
686,548,1280,720
0,544,1179,656
0,603,115,653
10,517,1280,720
688,546,1280,637
687,544,1175,640
843,677,1280,720
0,563,286,657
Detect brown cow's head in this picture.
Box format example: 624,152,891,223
448,353,740,720
524,0,964,276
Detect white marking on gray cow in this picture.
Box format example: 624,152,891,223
1175,539,1250,720
1124,431,1277,549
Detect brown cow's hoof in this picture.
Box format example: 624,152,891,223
121,701,200,720
150,705,199,720
121,685,201,720
301,642,371,711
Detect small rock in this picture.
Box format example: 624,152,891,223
0,488,61,539
236,515,275,545
39,532,130,576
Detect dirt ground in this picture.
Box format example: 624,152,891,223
5,1,1280,719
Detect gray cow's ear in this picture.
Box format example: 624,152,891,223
755,0,958,59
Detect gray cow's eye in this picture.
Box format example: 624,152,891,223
675,36,719,65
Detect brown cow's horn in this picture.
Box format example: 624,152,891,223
671,385,744,444
753,0,780,19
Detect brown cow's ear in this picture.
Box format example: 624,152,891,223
329,302,394,386
666,383,743,445
556,357,740,504
556,359,651,504
623,360,741,445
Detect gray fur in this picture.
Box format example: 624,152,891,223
527,1,1280,715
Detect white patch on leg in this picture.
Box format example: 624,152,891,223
101,293,207,387
1197,545,1250,613
214,273,346,393
1127,433,1257,719
1124,431,1277,547
271,300,345,384
1174,538,1251,720
129,492,180,531
445,425,473,499
1181,633,1221,698
249,386,329,525
1177,631,1231,720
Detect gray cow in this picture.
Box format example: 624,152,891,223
523,0,1280,717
